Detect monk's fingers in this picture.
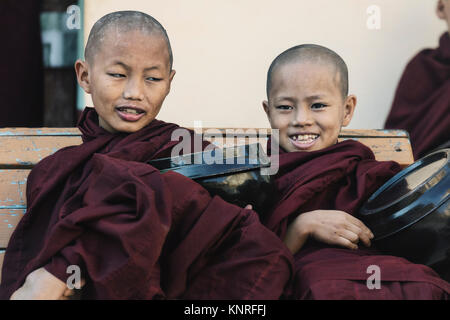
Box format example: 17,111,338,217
342,214,374,239
338,229,360,244
332,233,359,250
244,204,253,210
62,288,75,297
357,231,372,247
343,223,372,247
62,278,86,298
319,229,358,249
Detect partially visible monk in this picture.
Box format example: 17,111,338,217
0,11,294,300
262,44,450,299
384,0,450,159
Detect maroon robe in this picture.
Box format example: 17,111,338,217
0,108,293,300
265,139,450,299
385,32,450,159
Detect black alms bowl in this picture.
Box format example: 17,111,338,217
359,148,450,281
148,144,275,214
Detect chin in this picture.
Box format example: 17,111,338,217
122,126,145,133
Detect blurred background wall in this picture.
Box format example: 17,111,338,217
82,0,447,129
1,0,446,128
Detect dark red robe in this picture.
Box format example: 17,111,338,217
265,139,450,299
0,108,294,300
384,32,450,159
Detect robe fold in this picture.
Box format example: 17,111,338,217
265,139,450,299
0,107,294,300
384,32,450,159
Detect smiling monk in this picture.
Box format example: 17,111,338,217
261,44,450,299
0,11,293,300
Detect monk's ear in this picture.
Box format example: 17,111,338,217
167,69,176,94
263,100,270,116
75,59,91,94
263,100,273,123
342,94,357,127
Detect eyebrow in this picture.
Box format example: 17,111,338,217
274,94,327,103
274,96,296,103
110,61,161,71
305,95,326,101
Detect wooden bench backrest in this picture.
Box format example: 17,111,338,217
0,128,414,282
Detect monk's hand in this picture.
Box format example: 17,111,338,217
284,210,374,254
10,267,69,300
244,204,253,210
60,278,86,300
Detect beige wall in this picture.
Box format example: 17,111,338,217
83,0,446,129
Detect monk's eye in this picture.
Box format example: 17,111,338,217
276,105,293,110
146,77,162,82
311,103,327,110
107,73,125,78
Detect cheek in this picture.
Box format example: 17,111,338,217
317,111,343,131
146,84,169,104
92,79,121,105
269,113,290,130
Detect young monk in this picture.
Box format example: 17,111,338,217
262,44,450,299
384,0,450,159
0,11,294,300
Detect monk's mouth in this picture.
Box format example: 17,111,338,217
116,107,145,115
116,107,146,122
289,134,319,143
289,134,319,149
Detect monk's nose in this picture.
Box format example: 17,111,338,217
123,77,144,101
291,107,313,126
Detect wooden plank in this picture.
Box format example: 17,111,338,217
0,136,83,168
338,137,414,168
198,128,409,138
0,170,29,209
339,129,409,138
0,209,26,248
0,128,82,167
0,128,413,169
0,127,408,138
0,128,81,136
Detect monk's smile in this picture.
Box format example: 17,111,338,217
289,133,320,150
115,105,146,122
264,61,355,153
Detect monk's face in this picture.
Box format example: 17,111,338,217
76,29,175,133
263,61,355,152
437,0,450,32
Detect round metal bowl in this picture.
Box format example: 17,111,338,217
359,148,450,281
148,143,275,214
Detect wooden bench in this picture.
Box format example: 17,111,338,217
0,127,414,284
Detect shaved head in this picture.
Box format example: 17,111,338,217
85,11,173,69
266,44,348,99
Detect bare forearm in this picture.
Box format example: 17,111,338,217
283,217,310,254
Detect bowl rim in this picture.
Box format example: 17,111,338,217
361,148,449,213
